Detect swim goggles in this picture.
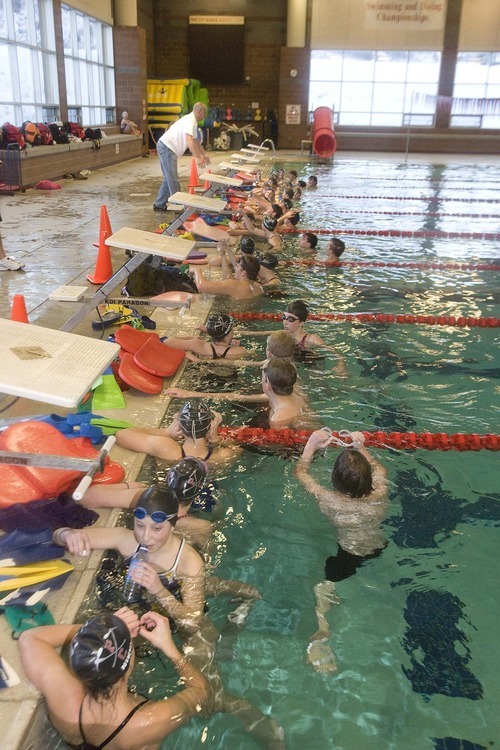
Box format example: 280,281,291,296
134,507,177,524
282,313,299,323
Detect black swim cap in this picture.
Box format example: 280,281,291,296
167,457,208,503
240,236,255,254
179,400,212,439
263,215,277,231
70,613,132,690
282,199,293,211
258,253,279,270
206,313,233,341
135,484,178,525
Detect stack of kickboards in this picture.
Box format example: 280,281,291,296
115,325,185,394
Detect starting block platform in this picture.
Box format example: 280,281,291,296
0,319,120,407
199,172,243,187
168,192,229,213
230,153,261,163
106,227,195,261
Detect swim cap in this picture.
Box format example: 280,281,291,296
167,458,208,503
206,313,233,341
240,236,256,254
70,613,132,689
258,253,278,270
179,400,212,439
262,215,277,231
282,199,293,211
135,484,178,525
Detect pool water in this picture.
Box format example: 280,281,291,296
105,159,500,750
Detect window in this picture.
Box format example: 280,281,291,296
0,0,58,125
451,52,500,128
61,4,115,126
310,50,441,127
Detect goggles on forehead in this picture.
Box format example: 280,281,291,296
282,313,299,323
134,507,177,524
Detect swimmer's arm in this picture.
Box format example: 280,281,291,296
166,386,269,403
52,525,132,556
154,557,206,634
163,336,208,355
295,460,346,515
192,268,237,296
307,335,348,376
139,612,208,734
19,624,83,700
234,329,275,337
116,427,182,461
80,482,144,510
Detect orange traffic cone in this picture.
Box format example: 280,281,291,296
187,158,201,195
203,169,211,191
10,294,29,323
93,204,113,248
87,230,113,284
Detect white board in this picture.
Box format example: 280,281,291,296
106,227,195,261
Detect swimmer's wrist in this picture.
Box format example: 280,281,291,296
53,527,72,546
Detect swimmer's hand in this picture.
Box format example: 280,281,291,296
207,410,223,443
349,431,366,450
54,528,92,557
165,413,183,439
115,606,141,638
139,612,181,660
303,428,335,456
165,387,194,398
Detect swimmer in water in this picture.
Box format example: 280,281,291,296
167,357,312,430
163,313,251,361
115,399,240,467
239,299,347,376
19,607,208,750
295,429,388,674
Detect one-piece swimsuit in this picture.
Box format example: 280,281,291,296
72,697,149,750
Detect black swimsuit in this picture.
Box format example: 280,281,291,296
73,697,149,750
210,343,231,359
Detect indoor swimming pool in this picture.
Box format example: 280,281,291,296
83,157,499,750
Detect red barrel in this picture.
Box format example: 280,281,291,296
313,106,336,158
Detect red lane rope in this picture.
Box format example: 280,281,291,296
218,426,500,452
281,228,500,240
231,311,500,328
280,259,500,272
328,208,500,219
315,194,500,203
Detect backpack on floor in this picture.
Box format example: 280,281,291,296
36,123,54,146
125,262,198,297
1,122,25,149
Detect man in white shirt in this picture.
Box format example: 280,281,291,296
153,102,210,212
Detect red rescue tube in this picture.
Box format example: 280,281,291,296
313,107,336,158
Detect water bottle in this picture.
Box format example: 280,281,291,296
123,544,148,603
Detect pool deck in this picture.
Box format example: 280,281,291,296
1,146,500,748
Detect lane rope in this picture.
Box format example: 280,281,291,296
312,194,500,204
218,426,500,452
231,312,500,328
281,228,500,240
280,259,500,272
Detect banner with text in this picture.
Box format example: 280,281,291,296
365,1,446,30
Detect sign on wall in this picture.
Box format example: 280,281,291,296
365,0,446,30
286,104,301,125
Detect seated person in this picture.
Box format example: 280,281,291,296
325,236,346,261
167,357,308,429
299,232,319,254
19,606,208,750
116,400,239,466
295,429,388,673
120,111,141,135
53,486,205,634
191,252,265,300
163,313,250,360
